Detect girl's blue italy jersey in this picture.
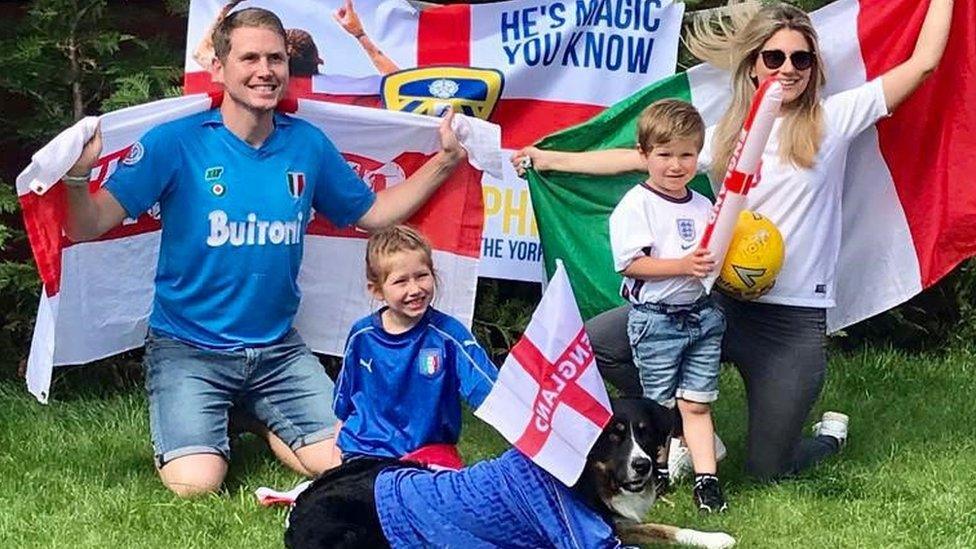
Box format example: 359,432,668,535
335,307,498,458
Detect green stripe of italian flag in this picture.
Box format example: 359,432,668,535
527,0,975,331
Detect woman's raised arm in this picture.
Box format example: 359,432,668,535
510,147,644,177
881,0,954,112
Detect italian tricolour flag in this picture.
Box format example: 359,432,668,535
528,0,975,331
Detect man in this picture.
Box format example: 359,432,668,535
63,8,465,497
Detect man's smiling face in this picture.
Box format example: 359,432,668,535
212,26,289,114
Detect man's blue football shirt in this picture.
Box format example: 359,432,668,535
105,109,375,349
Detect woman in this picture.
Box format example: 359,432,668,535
513,0,954,480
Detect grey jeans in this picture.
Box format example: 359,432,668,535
585,295,840,480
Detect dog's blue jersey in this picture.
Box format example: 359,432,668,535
335,307,497,459
104,109,374,349
375,448,621,548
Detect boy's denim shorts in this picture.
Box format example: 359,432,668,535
143,328,337,468
627,298,725,408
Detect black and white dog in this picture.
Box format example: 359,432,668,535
285,398,734,548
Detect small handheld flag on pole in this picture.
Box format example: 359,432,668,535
475,260,612,486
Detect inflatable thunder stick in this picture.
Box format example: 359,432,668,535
700,79,783,291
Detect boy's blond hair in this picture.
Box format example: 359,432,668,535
636,99,706,152
365,225,436,288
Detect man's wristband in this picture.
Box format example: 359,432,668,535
62,174,90,188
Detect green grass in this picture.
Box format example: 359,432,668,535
1,346,975,548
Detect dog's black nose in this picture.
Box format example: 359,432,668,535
632,457,651,476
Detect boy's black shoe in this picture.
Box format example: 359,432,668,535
693,475,728,513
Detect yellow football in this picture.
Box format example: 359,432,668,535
716,211,785,300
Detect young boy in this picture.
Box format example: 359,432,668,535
608,99,727,512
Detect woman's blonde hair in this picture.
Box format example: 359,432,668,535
686,1,827,180
365,225,436,288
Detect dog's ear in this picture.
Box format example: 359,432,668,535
646,400,676,440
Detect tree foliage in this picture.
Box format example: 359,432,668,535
0,0,183,144
472,280,536,360
0,182,41,367
0,0,184,367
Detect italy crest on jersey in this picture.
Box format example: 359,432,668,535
677,218,696,242
381,66,504,120
286,172,306,199
418,348,443,377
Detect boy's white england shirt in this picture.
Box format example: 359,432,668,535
609,183,714,305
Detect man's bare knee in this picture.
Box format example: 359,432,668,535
162,477,222,497
158,453,227,497
295,438,342,476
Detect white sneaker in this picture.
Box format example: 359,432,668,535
668,434,727,482
812,411,849,446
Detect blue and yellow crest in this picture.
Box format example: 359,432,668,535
381,66,504,120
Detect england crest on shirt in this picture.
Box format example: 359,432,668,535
418,348,442,377
286,171,306,199
677,218,696,242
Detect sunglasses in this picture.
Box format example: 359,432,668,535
759,49,815,71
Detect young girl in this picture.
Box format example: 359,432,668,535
333,225,498,469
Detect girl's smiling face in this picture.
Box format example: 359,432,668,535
370,249,435,333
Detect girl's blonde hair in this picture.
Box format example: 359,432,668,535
365,225,435,288
686,1,827,181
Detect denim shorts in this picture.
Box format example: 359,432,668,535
143,329,337,467
627,298,725,408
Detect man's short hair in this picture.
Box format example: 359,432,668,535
213,7,288,61
636,99,705,152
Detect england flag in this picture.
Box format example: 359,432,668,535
475,260,612,486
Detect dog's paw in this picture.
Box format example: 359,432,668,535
675,529,735,549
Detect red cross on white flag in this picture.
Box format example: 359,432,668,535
474,260,612,486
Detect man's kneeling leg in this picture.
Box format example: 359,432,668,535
145,330,242,495
294,435,342,475
158,453,228,497
244,331,341,476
